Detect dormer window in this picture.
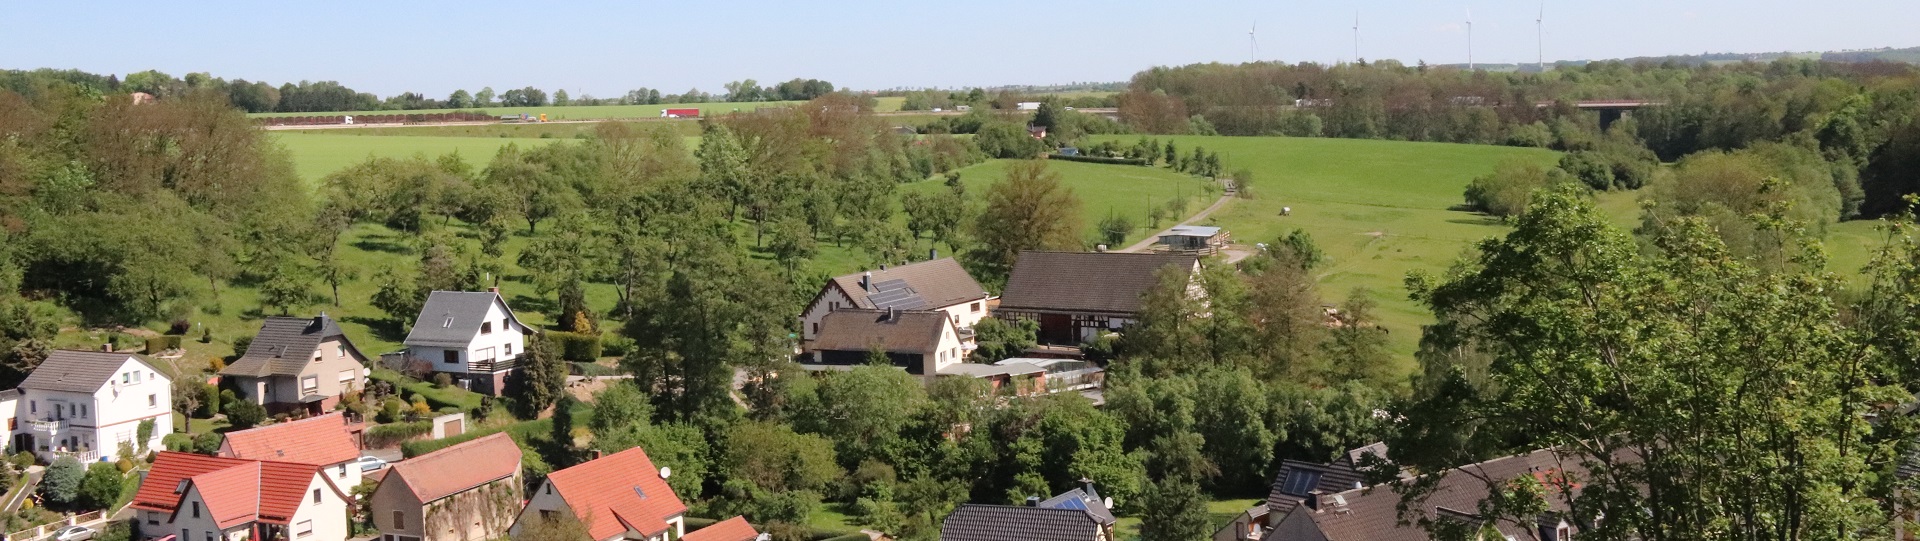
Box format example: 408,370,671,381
175,480,189,494
443,316,454,328
481,322,493,335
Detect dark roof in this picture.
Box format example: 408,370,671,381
1280,448,1593,541
222,315,356,378
0,389,18,402
997,251,1198,315
404,291,527,348
20,350,160,393
1266,443,1393,516
812,309,952,354
830,258,989,311
939,504,1102,541
1038,483,1114,525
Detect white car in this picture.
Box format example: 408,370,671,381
352,456,388,472
52,525,94,541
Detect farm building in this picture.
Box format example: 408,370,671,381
1157,225,1229,254
995,251,1200,346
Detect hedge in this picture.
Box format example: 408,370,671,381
546,332,603,362
145,335,182,353
364,421,432,448
401,417,553,458
1047,154,1150,166
568,362,625,377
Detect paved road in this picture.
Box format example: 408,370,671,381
3,466,43,514
1117,191,1237,253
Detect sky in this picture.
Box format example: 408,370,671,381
6,0,1918,98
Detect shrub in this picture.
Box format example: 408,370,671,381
546,332,603,362
1463,160,1575,218
144,335,182,354
377,398,406,423
208,357,226,372
232,335,253,355
115,458,133,473
601,335,635,358
365,422,432,448
190,432,223,455
161,434,194,452
78,462,124,510
11,451,35,469
168,319,191,335
39,457,83,507
568,362,624,377
225,400,267,429
432,373,453,388
1047,154,1149,166
198,383,220,417
411,397,431,418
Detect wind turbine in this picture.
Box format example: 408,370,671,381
1249,22,1259,63
1466,8,1475,70
1352,12,1361,63
1536,4,1546,71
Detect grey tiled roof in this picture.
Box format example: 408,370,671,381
21,350,160,393
940,504,1101,541
830,258,990,311
222,315,358,378
403,291,527,348
998,251,1198,315
1279,448,1596,541
812,309,951,354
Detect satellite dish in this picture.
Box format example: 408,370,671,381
659,466,672,479
1103,497,1114,509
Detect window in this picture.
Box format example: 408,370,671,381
392,511,404,528
312,489,322,503
205,532,214,541
1279,469,1324,497
182,529,189,541
972,302,982,313
540,510,558,521
122,373,130,384
146,511,158,526
149,394,157,408
340,370,356,383
481,322,493,335
338,345,347,358
477,347,496,362
503,343,512,355
338,464,347,478
811,322,818,335
302,376,319,392
544,483,552,495
443,351,459,364
132,371,141,383
295,520,313,538
192,501,201,518
79,404,87,418
28,401,34,413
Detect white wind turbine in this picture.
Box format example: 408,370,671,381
1352,12,1361,63
1536,4,1546,71
1466,7,1475,70
1249,22,1259,63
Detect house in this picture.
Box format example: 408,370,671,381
1028,125,1048,139
996,251,1201,345
1157,226,1230,254
9,350,171,462
807,308,968,383
799,257,991,344
130,451,353,541
370,432,523,541
511,446,687,541
403,289,533,396
680,517,760,541
1220,443,1397,541
0,389,17,441
1214,506,1272,541
1038,480,1117,537
218,413,367,496
940,504,1107,541
1263,448,1589,541
221,315,370,416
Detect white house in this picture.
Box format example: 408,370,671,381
402,289,532,396
799,257,992,345
808,308,968,385
511,446,686,541
131,452,353,541
9,350,172,462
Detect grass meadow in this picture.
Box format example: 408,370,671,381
251,100,804,120
273,132,559,183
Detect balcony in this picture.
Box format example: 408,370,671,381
469,354,521,374
52,448,96,462
26,419,64,433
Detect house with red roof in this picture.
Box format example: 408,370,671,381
369,432,523,541
681,517,761,541
218,413,367,497
510,446,687,541
131,451,353,541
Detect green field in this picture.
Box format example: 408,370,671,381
273,132,559,182
1090,135,1560,361
277,119,705,139
251,100,804,120
904,159,1220,247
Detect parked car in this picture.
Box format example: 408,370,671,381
352,456,388,472
52,525,94,541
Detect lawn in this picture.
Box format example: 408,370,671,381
1089,135,1560,362
250,101,803,120
1111,497,1263,539
276,120,704,140
273,132,558,183
902,159,1221,248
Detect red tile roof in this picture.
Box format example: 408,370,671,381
220,413,361,466
546,446,687,540
385,432,522,503
133,452,327,526
683,516,759,541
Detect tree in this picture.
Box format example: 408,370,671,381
553,89,571,106
475,87,495,107
39,456,84,507
801,366,925,467
968,160,1084,283
257,257,312,316
77,462,123,510
767,217,817,275
974,122,1045,159
970,317,1037,362
1321,289,1396,389
1462,159,1571,218
512,333,567,418
447,89,473,109
225,399,266,429
370,266,420,326
1400,185,1906,540
136,419,154,453
696,127,753,221
586,381,653,436
1097,212,1133,247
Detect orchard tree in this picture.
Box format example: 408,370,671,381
447,89,473,109
967,160,1084,283
475,87,495,107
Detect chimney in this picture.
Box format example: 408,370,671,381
862,271,873,292
488,286,500,294
590,449,604,460
102,342,113,353
1025,496,1041,507
1080,478,1097,496
1304,490,1323,511
887,306,898,321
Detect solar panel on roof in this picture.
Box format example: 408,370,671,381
867,279,929,310
1049,498,1089,511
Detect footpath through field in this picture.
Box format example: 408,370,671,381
1117,184,1236,254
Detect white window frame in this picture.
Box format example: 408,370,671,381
301,375,319,392
295,520,313,538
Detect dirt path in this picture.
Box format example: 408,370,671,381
1117,190,1236,253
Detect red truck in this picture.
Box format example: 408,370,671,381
660,108,700,118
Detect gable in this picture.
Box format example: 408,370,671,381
405,291,528,348
21,351,162,394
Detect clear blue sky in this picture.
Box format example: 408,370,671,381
7,0,1916,98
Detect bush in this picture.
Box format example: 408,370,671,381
39,457,83,507
601,335,636,358
1463,160,1575,218
377,398,406,423
546,332,604,362
144,335,182,354
11,451,35,469
168,319,192,335
115,458,133,473
225,400,267,429
78,462,124,510
161,434,194,452
231,335,253,356
432,373,453,388
191,432,223,455
1047,154,1149,166
364,422,432,448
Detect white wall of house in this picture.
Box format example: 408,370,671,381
289,471,352,541
936,299,991,334
799,285,857,342
920,323,966,379
413,300,528,375
16,358,171,461
141,486,230,541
